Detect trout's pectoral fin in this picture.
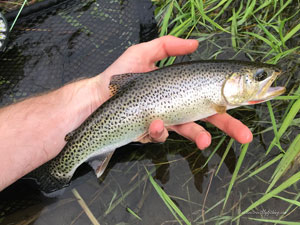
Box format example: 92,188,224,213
212,103,227,114
89,152,114,178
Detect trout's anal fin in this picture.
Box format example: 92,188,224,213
213,103,227,114
89,152,114,178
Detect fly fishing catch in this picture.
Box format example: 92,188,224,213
29,60,285,194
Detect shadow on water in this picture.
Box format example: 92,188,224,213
1,0,300,225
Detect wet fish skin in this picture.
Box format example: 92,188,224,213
30,60,285,194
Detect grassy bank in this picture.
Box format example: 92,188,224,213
152,0,300,224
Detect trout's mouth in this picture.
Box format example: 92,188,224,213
248,70,285,105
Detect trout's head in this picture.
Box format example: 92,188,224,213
222,64,285,106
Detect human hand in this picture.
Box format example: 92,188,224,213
93,36,253,149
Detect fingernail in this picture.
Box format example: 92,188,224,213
150,127,163,139
241,130,253,144
198,132,211,150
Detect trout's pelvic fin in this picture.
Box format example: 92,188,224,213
88,151,114,178
134,131,151,143
213,103,227,114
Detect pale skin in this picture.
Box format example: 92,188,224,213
0,36,252,191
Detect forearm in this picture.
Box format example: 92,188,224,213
0,76,106,190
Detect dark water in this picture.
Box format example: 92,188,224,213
1,1,300,225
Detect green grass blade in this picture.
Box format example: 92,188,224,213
237,0,256,25
267,46,300,64
197,0,229,33
231,8,238,50
266,101,280,146
266,134,300,193
233,171,300,221
190,0,195,24
275,96,300,100
278,18,286,48
249,218,300,224
254,16,280,46
194,199,225,222
266,97,300,155
159,1,174,36
283,23,300,44
243,31,274,49
223,143,249,209
278,193,300,222
216,138,234,175
274,195,300,207
169,18,192,36
268,0,293,22
201,136,226,169
213,0,234,20
239,153,283,183
9,0,28,32
105,168,155,215
207,0,230,13
252,0,272,14
146,168,191,225
126,207,142,221
280,87,300,120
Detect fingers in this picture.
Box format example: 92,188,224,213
138,119,169,144
205,113,253,144
133,35,199,64
169,122,211,150
149,119,169,142
147,120,211,150
101,36,198,83
141,114,253,149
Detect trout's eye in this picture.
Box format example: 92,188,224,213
254,69,268,81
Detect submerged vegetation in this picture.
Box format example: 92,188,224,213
152,0,300,224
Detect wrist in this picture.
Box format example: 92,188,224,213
60,74,111,134
87,74,111,109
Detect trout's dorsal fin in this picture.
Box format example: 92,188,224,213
109,73,141,96
88,151,115,178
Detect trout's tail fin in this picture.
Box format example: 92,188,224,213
26,164,69,197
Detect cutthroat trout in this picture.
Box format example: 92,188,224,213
30,60,285,194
